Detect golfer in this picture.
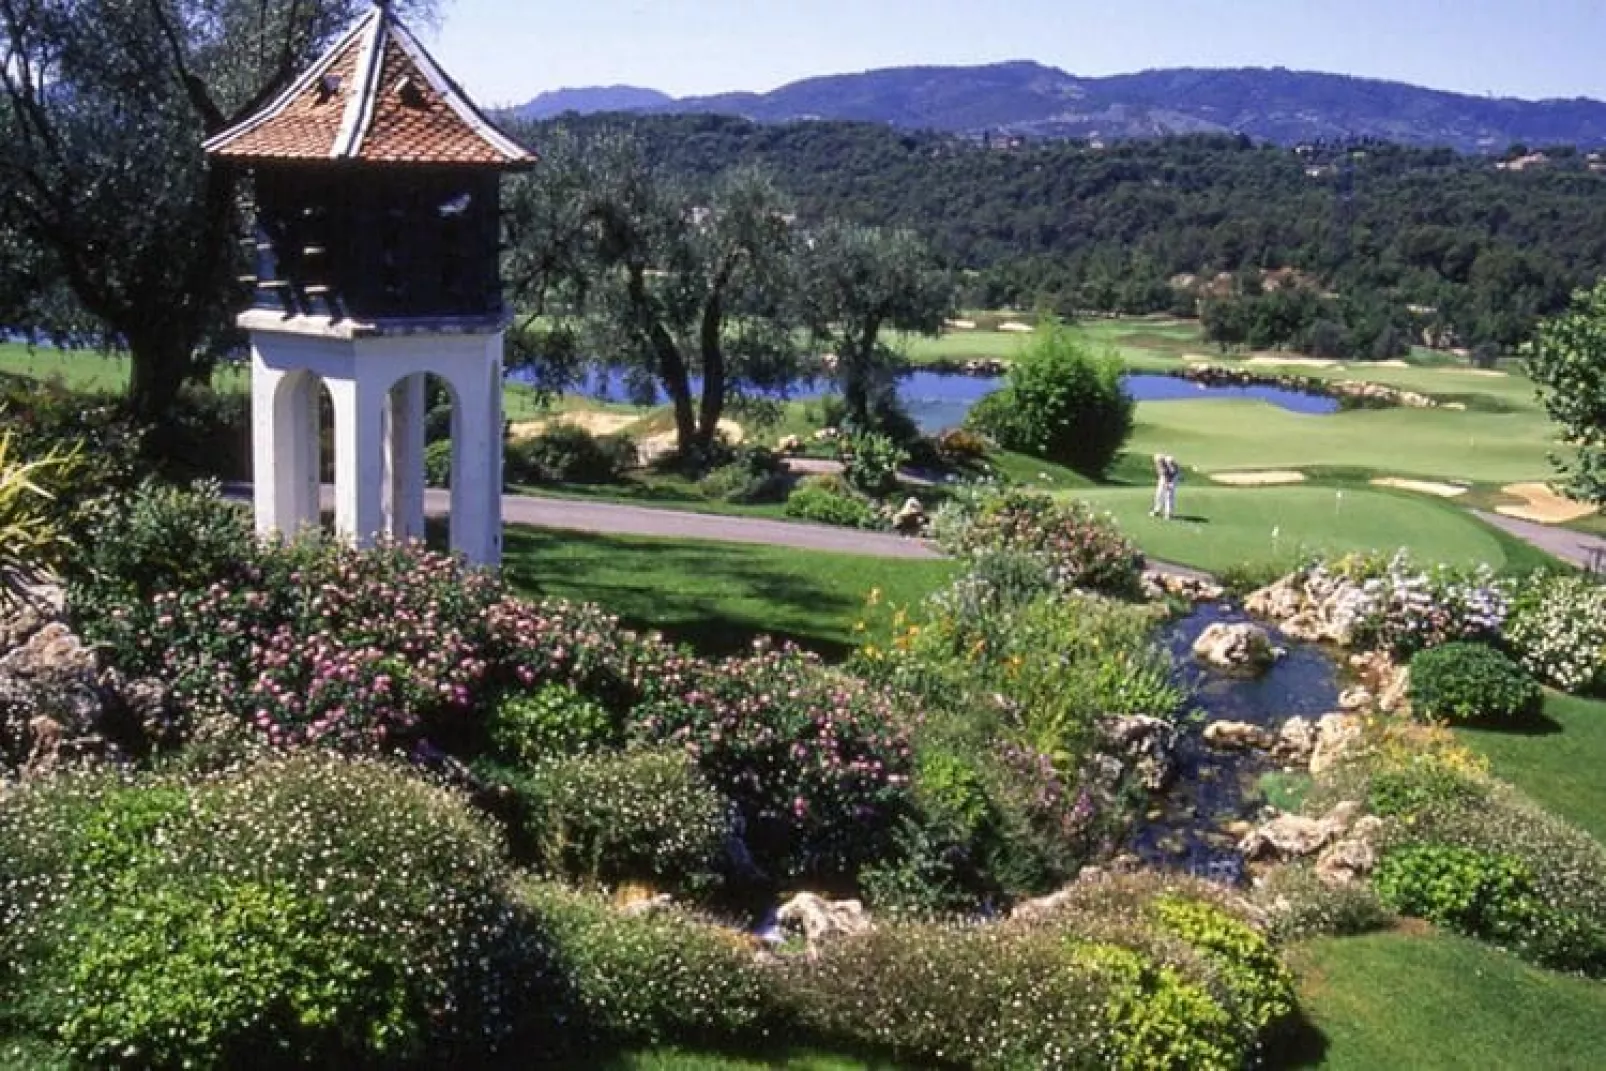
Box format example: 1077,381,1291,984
1151,454,1179,519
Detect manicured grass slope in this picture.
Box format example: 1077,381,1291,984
1128,399,1552,485
501,526,954,657
1071,484,1512,573
1288,929,1606,1071
1457,694,1606,845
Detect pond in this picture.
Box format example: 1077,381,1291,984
520,368,1339,433
1129,603,1343,883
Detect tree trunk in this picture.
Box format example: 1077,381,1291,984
841,316,882,430
627,265,698,454
696,292,726,451
126,333,192,424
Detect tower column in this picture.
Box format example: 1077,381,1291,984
252,356,321,539
446,338,503,566
386,373,426,540
330,377,387,547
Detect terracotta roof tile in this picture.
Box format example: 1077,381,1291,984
205,6,531,169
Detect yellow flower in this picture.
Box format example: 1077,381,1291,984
867,587,883,607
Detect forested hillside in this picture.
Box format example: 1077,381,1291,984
510,114,1606,355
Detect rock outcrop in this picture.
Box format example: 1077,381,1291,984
1141,569,1225,604
1203,720,1276,752
891,497,927,535
1192,622,1283,672
1239,801,1363,863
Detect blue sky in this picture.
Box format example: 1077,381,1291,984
428,0,1606,108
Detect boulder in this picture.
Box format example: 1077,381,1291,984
1274,716,1316,764
1202,719,1275,752
1141,569,1225,604
1099,714,1178,792
1245,577,1306,621
776,893,871,950
1314,812,1383,887
0,621,97,680
0,581,65,652
1310,713,1366,776
777,434,803,455
1192,622,1283,672
1239,801,1361,862
891,497,927,535
1338,686,1375,712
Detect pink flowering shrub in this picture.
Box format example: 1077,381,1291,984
632,644,914,880
934,488,1144,598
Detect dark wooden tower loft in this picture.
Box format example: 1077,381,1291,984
203,3,534,325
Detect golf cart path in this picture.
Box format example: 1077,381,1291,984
456,489,942,560
1474,510,1606,572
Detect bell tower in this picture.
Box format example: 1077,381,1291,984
205,2,533,565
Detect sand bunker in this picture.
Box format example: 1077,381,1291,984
638,418,746,460
1371,359,1411,368
1496,483,1600,525
1450,368,1509,378
944,318,977,330
509,411,641,441
1210,470,1307,486
998,321,1035,334
1371,477,1468,498
1245,356,1339,369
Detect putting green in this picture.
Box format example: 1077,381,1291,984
1071,484,1510,573
1128,399,1553,486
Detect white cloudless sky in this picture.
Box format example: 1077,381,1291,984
424,0,1606,108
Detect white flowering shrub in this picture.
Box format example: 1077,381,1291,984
0,756,530,1067
1322,551,1510,655
1505,575,1606,695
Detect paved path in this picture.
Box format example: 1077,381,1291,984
431,489,943,558
1474,510,1606,573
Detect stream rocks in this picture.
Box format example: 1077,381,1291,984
1192,622,1283,672
1141,569,1225,604
1203,720,1276,752
1245,571,1368,647
1239,800,1383,886
0,585,175,780
1204,711,1366,777
776,893,872,951
1099,715,1178,792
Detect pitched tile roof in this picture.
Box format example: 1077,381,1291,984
204,4,533,169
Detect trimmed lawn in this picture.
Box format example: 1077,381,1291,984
1456,693,1606,844
501,526,955,658
1286,929,1606,1070
1127,398,1554,486
1069,484,1515,573
0,343,250,395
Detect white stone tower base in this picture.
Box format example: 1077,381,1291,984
245,312,503,566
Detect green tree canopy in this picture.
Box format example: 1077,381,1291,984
1527,278,1606,505
504,130,802,456
797,223,951,434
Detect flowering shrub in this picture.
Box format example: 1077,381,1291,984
1374,777,1606,975
488,683,621,764
510,748,733,894
1408,642,1542,723
0,756,527,1066
1335,552,1509,656
516,882,774,1048
838,430,908,497
784,474,881,529
779,878,1291,1070
1374,844,1539,944
1505,574,1606,694
632,645,913,880
934,487,1144,598
86,538,503,751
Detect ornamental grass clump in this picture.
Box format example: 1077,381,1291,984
0,756,530,1067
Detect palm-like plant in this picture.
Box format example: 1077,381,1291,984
0,431,77,604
